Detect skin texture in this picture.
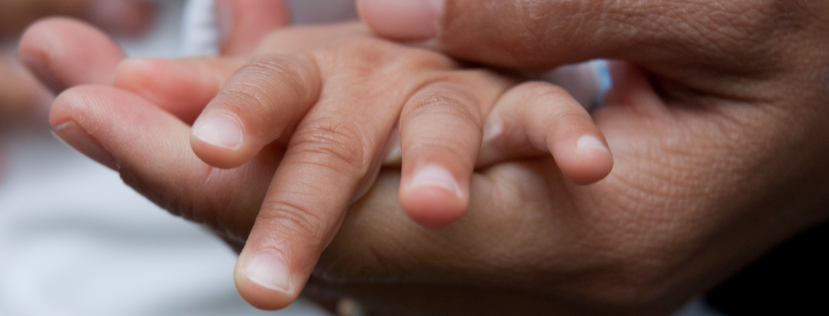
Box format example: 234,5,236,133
19,0,829,315
28,17,611,310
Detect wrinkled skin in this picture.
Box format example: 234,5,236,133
20,0,829,315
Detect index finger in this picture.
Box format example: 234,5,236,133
233,43,420,309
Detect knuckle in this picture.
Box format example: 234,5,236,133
318,37,452,77
404,87,482,126
291,116,369,175
219,81,274,114
219,55,318,114
259,198,330,246
515,81,571,107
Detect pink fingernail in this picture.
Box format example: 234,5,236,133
360,0,444,40
409,165,463,198
52,121,119,171
193,114,244,150
244,252,292,293
577,135,609,152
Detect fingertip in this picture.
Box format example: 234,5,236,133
399,165,468,229
190,112,248,169
554,135,614,185
18,17,124,92
358,0,443,41
400,187,468,229
234,251,297,310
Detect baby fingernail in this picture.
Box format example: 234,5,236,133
52,121,119,171
360,0,444,40
244,252,292,293
193,114,243,149
409,165,462,198
577,135,609,152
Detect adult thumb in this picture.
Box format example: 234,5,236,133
357,0,772,71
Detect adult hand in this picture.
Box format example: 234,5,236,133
15,0,291,212
0,0,154,170
0,0,154,122
286,0,829,314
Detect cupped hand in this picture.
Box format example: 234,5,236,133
282,0,829,314
23,0,829,314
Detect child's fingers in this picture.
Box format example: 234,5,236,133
479,82,613,184
190,54,322,169
18,17,126,93
234,72,403,311
113,57,244,124
397,75,506,228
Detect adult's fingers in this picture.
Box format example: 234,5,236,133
0,0,154,38
397,73,508,228
478,81,613,184
216,0,291,56
113,57,243,125
190,54,322,168
357,0,786,70
18,17,125,93
49,85,277,246
0,52,51,126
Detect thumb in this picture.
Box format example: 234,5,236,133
216,0,291,56
357,0,770,70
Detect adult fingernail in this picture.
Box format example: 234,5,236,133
52,121,119,171
244,252,292,293
408,165,463,198
359,0,444,40
577,135,609,152
193,114,244,150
